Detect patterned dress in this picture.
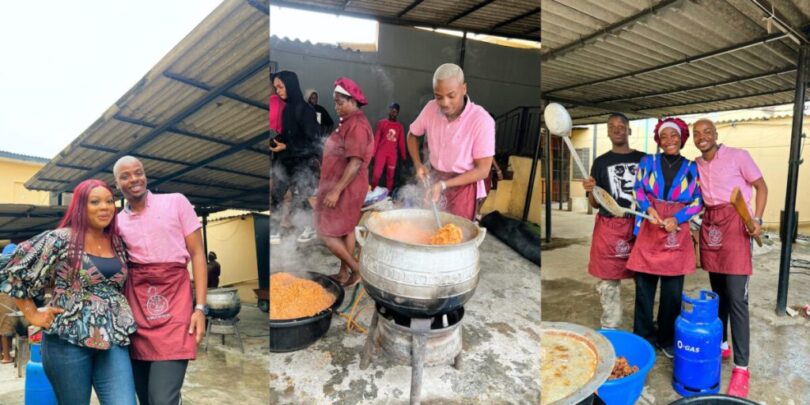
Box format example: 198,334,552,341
0,229,136,349
633,153,703,235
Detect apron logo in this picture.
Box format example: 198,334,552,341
614,240,630,258
707,225,723,247
665,231,680,249
146,286,170,320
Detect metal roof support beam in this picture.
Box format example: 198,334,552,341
542,0,682,61
777,43,808,316
246,0,269,15
55,163,92,171
149,131,269,188
113,114,237,146
397,0,425,18
545,32,788,94
593,68,797,104
271,0,538,41
491,7,539,30
162,72,269,110
38,178,70,184
448,0,496,24
748,0,809,45
66,57,269,190
634,87,793,112
77,143,268,180
543,95,647,118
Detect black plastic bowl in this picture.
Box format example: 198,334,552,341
269,272,345,353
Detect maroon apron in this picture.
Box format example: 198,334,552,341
125,263,196,361
700,204,753,275
588,214,635,280
433,170,477,221
626,200,696,276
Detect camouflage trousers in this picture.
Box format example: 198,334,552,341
596,279,622,329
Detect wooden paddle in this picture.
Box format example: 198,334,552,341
730,187,763,247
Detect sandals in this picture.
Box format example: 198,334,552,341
328,273,350,285
342,272,361,289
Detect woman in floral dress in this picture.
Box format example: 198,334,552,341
0,179,137,404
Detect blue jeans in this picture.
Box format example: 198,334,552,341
41,333,136,405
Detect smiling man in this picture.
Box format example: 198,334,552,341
693,118,767,398
582,113,645,330
113,155,207,405
406,63,495,220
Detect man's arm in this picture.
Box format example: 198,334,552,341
750,177,768,236
185,229,207,343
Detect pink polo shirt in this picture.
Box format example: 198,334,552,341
116,192,202,265
409,97,495,199
695,145,763,208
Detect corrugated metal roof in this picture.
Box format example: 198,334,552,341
541,0,810,125
0,205,66,240
0,150,49,164
272,0,541,41
26,0,270,212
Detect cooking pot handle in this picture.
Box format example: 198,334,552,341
355,226,368,246
475,227,487,247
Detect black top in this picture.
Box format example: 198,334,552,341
590,150,646,217
313,104,334,136
274,71,322,159
88,255,123,278
660,154,685,197
207,260,221,289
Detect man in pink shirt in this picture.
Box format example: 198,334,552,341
693,118,768,399
407,63,495,220
114,156,207,405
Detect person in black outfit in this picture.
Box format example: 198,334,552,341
206,252,220,289
305,89,334,137
270,71,321,243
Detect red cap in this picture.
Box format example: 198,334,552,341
654,117,690,149
334,77,368,106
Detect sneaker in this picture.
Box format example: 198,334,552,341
659,345,675,359
722,346,731,360
727,367,750,398
297,227,317,243
271,232,281,245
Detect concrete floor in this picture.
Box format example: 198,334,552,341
543,209,810,404
0,304,270,404
269,234,542,404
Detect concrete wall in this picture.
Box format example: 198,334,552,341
565,116,810,231
204,214,260,303
0,158,49,205
480,156,542,224
270,23,541,130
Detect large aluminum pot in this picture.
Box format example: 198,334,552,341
207,287,241,319
355,209,487,317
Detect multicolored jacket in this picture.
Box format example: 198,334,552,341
0,228,136,349
633,153,703,234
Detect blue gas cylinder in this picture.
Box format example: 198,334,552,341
25,343,57,405
673,289,723,397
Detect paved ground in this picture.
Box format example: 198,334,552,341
0,304,270,405
269,233,542,405
542,209,810,404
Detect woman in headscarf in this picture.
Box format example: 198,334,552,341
315,77,375,287
627,117,702,358
270,71,322,244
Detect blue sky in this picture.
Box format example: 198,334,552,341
0,0,221,158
